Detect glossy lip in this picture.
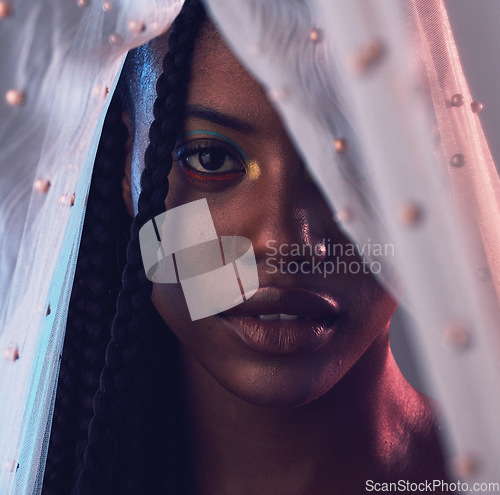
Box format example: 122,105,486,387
218,287,342,357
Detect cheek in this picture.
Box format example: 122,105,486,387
165,162,255,219
151,283,190,330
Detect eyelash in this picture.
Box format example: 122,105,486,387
174,138,247,183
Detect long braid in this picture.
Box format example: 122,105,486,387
75,2,205,493
42,97,130,495
71,97,131,483
42,309,81,494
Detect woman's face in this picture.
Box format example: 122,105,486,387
127,22,397,408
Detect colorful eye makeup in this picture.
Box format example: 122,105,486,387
174,130,249,183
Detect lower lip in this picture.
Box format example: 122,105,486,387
218,315,339,356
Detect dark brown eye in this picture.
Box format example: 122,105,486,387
176,139,246,176
197,149,229,171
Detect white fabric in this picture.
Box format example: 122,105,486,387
0,1,183,493
0,0,499,493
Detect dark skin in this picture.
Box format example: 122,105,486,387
123,21,449,495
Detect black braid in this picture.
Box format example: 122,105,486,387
42,97,131,495
42,309,81,494
71,98,131,484
74,2,206,494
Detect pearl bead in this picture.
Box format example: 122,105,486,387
5,89,25,106
58,194,75,207
33,178,51,193
0,1,12,17
77,0,88,6
452,455,478,477
335,207,355,223
128,19,146,35
450,94,464,107
398,203,423,227
109,33,123,46
4,343,19,362
92,84,108,98
450,153,465,168
102,1,113,12
334,138,348,153
352,39,385,74
309,28,324,43
267,86,288,103
471,101,483,113
248,44,261,57
444,321,471,352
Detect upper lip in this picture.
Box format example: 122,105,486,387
219,286,341,318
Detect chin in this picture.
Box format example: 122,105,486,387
183,319,371,410
211,359,346,409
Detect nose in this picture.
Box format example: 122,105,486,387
241,155,337,266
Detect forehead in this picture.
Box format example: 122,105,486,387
185,22,282,133
127,21,285,141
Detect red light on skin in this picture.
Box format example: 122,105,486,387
181,166,244,183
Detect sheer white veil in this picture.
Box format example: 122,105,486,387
0,0,499,493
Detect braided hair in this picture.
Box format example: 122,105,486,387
42,1,206,494
42,95,131,495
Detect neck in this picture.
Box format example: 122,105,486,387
180,330,444,495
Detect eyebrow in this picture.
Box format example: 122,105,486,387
183,104,256,134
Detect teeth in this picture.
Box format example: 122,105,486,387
258,313,300,321
259,313,280,321
279,314,299,320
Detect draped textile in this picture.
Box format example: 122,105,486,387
0,0,499,492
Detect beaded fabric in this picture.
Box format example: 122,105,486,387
0,0,499,493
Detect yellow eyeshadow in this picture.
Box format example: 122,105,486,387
246,159,261,180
